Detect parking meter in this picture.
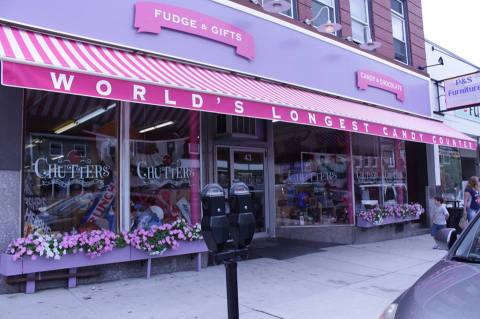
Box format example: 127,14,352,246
201,183,229,252
228,182,256,249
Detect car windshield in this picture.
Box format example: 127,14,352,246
452,217,480,263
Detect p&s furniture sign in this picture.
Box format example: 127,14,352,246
445,72,480,110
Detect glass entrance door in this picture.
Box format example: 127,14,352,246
215,147,266,233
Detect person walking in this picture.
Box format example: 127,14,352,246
463,176,480,223
431,196,449,249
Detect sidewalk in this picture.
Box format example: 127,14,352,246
0,235,445,319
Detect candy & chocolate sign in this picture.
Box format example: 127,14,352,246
134,1,255,60
357,70,405,102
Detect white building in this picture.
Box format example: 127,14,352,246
426,39,480,203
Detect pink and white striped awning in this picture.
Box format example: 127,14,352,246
0,24,476,149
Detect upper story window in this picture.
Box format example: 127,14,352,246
261,0,296,18
311,0,337,27
391,0,409,64
350,0,371,43
216,115,265,139
232,116,256,136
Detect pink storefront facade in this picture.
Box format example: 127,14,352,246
0,0,475,292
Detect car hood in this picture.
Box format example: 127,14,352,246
395,259,480,319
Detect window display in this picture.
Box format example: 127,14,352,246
353,135,409,226
439,146,463,202
129,106,200,230
381,138,407,205
353,134,382,211
274,124,352,226
23,90,118,235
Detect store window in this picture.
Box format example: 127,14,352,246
274,124,352,226
311,0,337,27
129,106,200,230
350,0,371,43
23,90,118,235
439,146,463,201
391,0,409,64
353,135,408,215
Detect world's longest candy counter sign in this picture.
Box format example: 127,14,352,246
134,1,255,60
1,61,475,150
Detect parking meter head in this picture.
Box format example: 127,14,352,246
229,182,251,214
201,183,226,216
201,183,229,252
201,215,229,252
236,212,256,248
228,182,256,249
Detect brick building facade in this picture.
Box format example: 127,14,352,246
232,0,427,70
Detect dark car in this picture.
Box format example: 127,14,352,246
380,213,480,319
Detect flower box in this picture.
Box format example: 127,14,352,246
0,239,208,293
130,240,208,277
22,247,131,274
0,253,22,276
0,218,206,293
356,215,420,228
130,240,207,261
356,203,424,228
0,241,208,276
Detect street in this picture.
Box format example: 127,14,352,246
0,234,444,319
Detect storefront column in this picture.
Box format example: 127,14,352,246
119,101,131,231
0,84,23,249
476,137,480,177
201,113,214,187
266,121,276,237
426,144,441,186
425,144,440,228
189,112,201,224
348,132,355,225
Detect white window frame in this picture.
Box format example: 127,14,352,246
310,0,338,36
231,116,257,137
49,141,63,157
73,144,87,157
391,0,409,64
261,0,296,18
350,0,371,44
311,0,337,25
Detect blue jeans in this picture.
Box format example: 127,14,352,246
467,208,477,222
431,223,446,237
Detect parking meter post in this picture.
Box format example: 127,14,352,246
200,183,254,319
225,259,239,319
